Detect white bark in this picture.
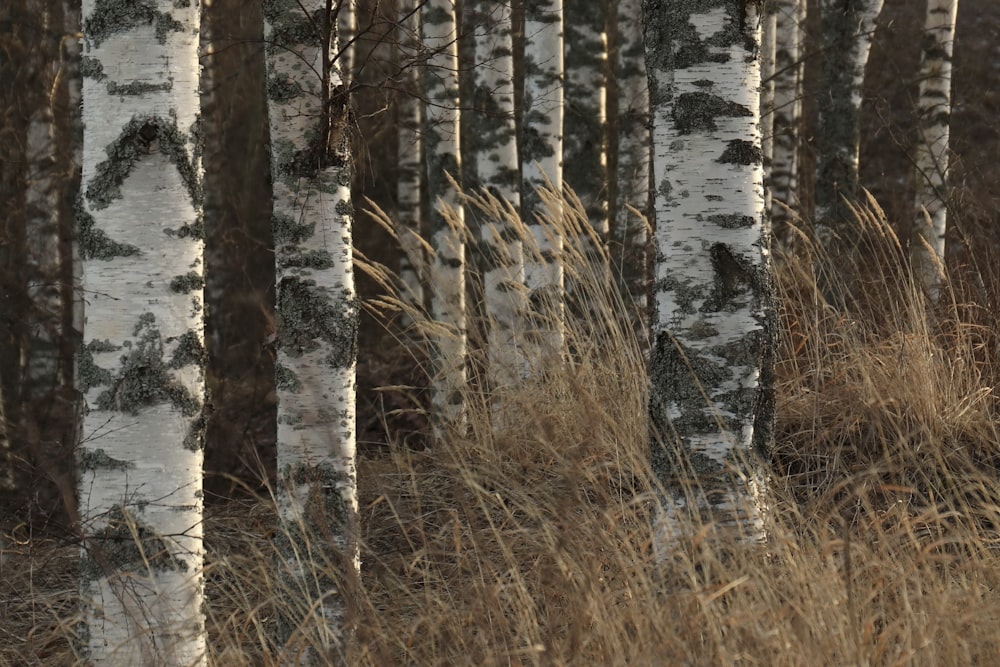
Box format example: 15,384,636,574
338,0,356,85
770,0,805,224
265,0,359,660
422,0,467,434
644,1,774,545
78,2,205,663
468,0,527,389
910,0,958,299
522,0,565,360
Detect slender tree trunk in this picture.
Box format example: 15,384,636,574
264,0,359,660
397,0,425,319
338,0,356,85
423,0,467,434
815,0,883,231
564,0,610,249
467,0,528,390
77,2,206,662
643,0,775,544
760,3,777,218
522,0,565,360
612,0,652,348
771,0,805,227
910,0,959,300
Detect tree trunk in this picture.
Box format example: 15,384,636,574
643,0,775,545
612,0,652,349
467,0,528,390
264,0,359,660
522,0,565,361
770,0,806,227
910,0,959,299
760,4,777,218
815,0,883,230
77,2,206,662
397,0,425,320
423,0,467,435
564,0,610,248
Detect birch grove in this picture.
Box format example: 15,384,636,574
264,0,359,658
77,1,206,662
643,0,775,544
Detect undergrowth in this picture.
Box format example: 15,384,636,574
3,190,1000,665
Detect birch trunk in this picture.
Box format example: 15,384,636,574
613,0,652,346
397,0,425,319
423,0,467,434
522,0,565,360
264,0,359,660
564,0,610,248
760,4,777,218
815,0,883,231
338,0,356,86
78,2,206,662
770,0,805,226
910,0,959,300
643,0,775,545
467,0,527,389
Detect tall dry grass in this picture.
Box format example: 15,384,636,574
3,190,1000,665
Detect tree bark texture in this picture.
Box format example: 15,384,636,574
643,0,775,544
264,0,360,660
78,1,206,662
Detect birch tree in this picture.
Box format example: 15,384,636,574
422,0,467,433
613,0,652,341
910,0,959,299
564,0,609,249
643,0,775,544
815,0,883,231
770,0,805,226
522,0,565,359
264,0,359,659
397,0,424,318
760,3,777,217
467,0,527,389
77,1,206,662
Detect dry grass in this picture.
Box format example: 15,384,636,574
4,190,1000,665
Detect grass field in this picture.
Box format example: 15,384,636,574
3,192,1000,665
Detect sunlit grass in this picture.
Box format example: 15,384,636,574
3,189,1000,665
